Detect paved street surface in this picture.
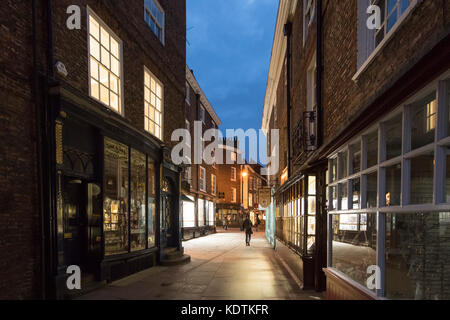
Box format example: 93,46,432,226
81,230,323,300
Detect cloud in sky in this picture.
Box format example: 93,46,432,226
186,0,278,163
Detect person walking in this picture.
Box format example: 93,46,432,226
242,215,253,246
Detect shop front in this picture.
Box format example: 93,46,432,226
182,196,216,240
324,72,450,300
47,86,182,299
275,167,327,291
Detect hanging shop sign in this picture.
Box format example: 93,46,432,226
258,187,271,208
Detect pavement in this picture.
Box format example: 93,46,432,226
80,229,323,300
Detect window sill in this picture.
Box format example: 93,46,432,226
352,0,420,82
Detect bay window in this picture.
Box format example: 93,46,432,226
328,72,450,299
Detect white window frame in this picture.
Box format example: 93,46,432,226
303,0,316,45
144,0,165,45
231,187,237,203
231,167,237,181
354,0,419,80
328,69,450,299
144,67,164,141
87,7,124,115
200,166,206,192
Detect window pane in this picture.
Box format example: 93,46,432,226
351,178,360,209
332,213,377,290
386,164,401,206
330,158,337,182
90,58,99,80
339,152,348,179
104,138,129,256
90,36,100,61
366,171,378,208
410,152,434,204
330,186,337,210
340,183,348,210
90,79,99,100
411,93,437,150
130,150,146,252
89,16,100,40
182,197,195,228
308,196,316,215
100,85,109,105
198,199,205,226
110,38,119,58
308,176,316,194
148,160,156,247
386,212,450,300
100,27,110,50
385,114,403,160
367,131,378,168
351,142,361,174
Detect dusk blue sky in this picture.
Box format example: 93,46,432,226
186,0,278,163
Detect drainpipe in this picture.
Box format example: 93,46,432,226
284,22,292,177
316,0,323,147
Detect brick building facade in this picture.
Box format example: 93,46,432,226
181,66,221,240
262,0,450,298
0,0,187,299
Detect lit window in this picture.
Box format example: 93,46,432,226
144,0,165,43
231,188,237,203
231,152,237,162
211,174,216,195
88,11,122,113
144,68,163,140
231,167,237,181
200,167,206,192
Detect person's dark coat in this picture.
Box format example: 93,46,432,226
243,218,253,233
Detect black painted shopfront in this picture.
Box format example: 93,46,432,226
46,85,183,299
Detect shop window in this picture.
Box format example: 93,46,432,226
144,68,163,140
366,171,378,208
208,201,215,226
385,163,401,206
339,151,348,179
339,182,348,210
182,196,195,228
385,212,450,300
331,213,377,289
148,160,156,247
88,11,122,113
384,113,403,161
330,186,337,210
197,198,205,226
410,152,434,205
130,149,146,252
330,158,337,182
366,130,379,168
144,0,165,44
411,93,437,150
104,138,129,256
351,178,360,210
350,142,361,174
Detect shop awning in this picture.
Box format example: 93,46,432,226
181,194,195,202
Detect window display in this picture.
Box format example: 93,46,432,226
104,138,129,256
332,213,377,289
148,160,156,247
130,149,146,252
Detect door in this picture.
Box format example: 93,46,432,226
62,178,87,268
161,178,177,248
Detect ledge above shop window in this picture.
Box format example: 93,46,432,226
353,0,420,82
